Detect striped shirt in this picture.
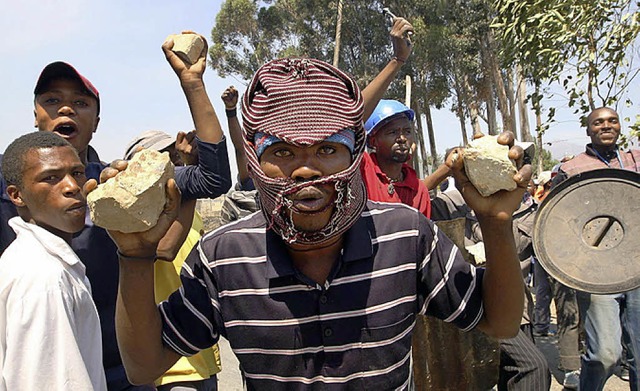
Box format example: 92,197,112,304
160,201,485,390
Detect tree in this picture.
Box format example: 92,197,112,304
493,0,640,123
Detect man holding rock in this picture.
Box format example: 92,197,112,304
103,57,532,389
0,32,231,390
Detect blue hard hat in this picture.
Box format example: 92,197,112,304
364,99,415,137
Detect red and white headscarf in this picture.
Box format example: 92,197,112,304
242,58,367,245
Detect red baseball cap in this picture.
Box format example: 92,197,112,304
34,61,100,115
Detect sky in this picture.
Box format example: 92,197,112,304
1,1,638,177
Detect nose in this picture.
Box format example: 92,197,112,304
58,103,76,116
62,174,81,196
290,156,322,182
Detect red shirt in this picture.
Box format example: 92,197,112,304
360,152,431,218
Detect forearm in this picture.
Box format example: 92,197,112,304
182,80,223,143
116,258,179,384
361,58,404,121
475,216,524,338
227,113,250,182
423,164,452,191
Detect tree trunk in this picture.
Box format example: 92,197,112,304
332,0,343,67
516,65,533,142
424,104,439,166
464,74,482,139
504,66,517,139
533,83,544,175
413,100,429,175
481,31,514,134
486,94,498,136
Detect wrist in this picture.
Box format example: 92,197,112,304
393,56,406,65
180,78,205,91
117,250,157,262
225,107,237,118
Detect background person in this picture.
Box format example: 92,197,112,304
552,106,640,391
0,132,106,391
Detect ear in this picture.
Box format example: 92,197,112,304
93,116,100,133
33,109,38,128
6,185,25,208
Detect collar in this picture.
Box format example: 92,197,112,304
8,217,83,269
264,213,374,280
369,153,418,190
585,143,619,161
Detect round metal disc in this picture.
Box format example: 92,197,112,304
533,168,640,294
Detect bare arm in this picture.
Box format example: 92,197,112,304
221,86,250,183
84,172,183,384
361,17,414,121
423,163,452,191
448,132,532,339
163,32,223,144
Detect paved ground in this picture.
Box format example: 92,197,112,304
537,330,628,391
217,337,244,390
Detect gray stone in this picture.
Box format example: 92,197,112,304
87,149,175,233
170,33,204,64
463,135,517,197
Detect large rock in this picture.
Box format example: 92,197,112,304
170,33,204,64
87,149,175,233
463,135,517,197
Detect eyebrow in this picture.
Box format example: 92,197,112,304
36,163,85,175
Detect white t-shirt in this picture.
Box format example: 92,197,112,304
0,217,106,391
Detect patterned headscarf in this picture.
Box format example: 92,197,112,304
242,58,367,245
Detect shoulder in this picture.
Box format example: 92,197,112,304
0,238,69,291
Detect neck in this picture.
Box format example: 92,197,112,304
376,158,404,182
591,143,617,156
287,236,344,285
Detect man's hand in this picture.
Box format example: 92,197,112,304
447,131,532,222
83,161,182,258
175,130,198,166
221,86,239,110
162,31,208,86
390,17,414,63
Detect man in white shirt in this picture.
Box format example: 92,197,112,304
0,131,106,390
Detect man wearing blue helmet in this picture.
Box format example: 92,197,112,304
361,99,432,218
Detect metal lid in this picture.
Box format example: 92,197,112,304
533,168,640,294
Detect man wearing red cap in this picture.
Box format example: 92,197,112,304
103,56,533,390
0,32,231,390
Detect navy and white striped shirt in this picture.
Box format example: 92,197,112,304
160,201,484,390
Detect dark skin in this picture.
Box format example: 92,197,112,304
96,130,530,385
33,79,100,165
7,146,87,244
259,141,352,284
586,107,621,154
369,115,413,182
221,86,250,184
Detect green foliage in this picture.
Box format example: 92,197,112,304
539,148,560,171
493,0,640,125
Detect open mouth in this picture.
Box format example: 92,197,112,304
54,123,78,138
289,187,331,214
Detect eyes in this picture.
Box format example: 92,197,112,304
41,170,86,184
270,144,339,158
41,95,91,108
592,117,619,126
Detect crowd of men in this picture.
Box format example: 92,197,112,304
0,16,638,391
